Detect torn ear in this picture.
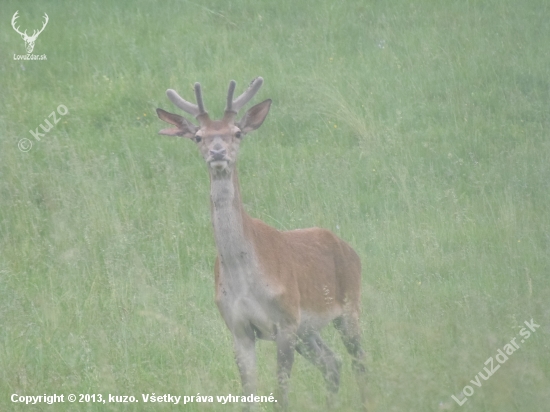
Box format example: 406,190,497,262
156,108,198,138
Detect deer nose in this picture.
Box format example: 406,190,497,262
209,147,227,161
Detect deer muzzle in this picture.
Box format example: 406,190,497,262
209,148,227,162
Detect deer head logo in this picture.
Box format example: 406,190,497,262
11,11,49,54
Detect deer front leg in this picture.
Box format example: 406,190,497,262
233,332,257,411
275,328,297,410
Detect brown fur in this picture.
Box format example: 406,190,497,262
157,79,368,411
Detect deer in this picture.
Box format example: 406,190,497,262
11,11,49,54
156,77,368,411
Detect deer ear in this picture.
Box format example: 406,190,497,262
238,99,272,134
156,108,197,138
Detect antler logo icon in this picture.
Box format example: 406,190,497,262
11,11,49,54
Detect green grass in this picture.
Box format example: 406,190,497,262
1,0,549,410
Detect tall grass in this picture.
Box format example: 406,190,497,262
1,0,549,410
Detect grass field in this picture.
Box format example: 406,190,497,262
1,0,549,410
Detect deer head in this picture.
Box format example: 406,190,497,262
11,11,49,54
156,78,271,177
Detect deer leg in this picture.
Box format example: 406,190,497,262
334,314,369,411
296,331,342,408
233,331,257,411
275,327,296,410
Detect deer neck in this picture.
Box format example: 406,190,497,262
209,169,255,272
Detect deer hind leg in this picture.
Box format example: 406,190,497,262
333,313,369,411
296,331,342,407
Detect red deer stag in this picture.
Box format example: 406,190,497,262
156,78,368,410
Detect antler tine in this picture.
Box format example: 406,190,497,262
194,82,207,115
11,11,26,36
166,89,201,118
231,77,264,113
166,82,208,120
37,13,49,35
225,80,236,112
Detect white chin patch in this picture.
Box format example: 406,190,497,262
210,160,228,170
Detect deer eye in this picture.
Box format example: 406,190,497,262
235,131,242,139
194,135,202,143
